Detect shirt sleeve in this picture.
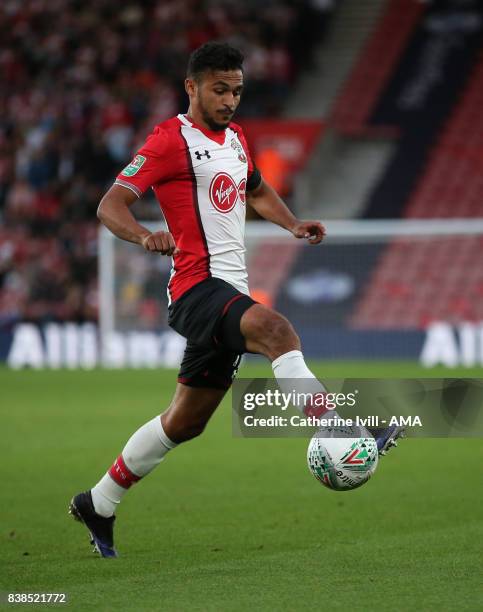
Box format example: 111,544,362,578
231,123,262,192
114,126,169,197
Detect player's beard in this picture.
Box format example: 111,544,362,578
199,97,231,131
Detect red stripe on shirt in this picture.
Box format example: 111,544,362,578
162,128,211,302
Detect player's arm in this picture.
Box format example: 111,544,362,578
246,178,326,245
97,184,176,255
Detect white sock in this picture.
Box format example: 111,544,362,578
272,350,371,438
272,350,338,418
91,415,177,517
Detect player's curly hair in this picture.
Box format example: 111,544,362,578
187,42,244,80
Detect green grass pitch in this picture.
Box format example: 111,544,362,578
2,361,482,611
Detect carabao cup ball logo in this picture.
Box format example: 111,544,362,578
210,172,239,213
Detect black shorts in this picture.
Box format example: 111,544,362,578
168,277,257,390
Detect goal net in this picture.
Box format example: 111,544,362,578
99,219,483,367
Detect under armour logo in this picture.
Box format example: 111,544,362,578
195,150,211,160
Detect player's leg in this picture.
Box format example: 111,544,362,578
237,303,332,416
70,337,240,557
237,303,403,447
70,383,225,557
239,303,300,361
91,382,226,515
161,382,227,442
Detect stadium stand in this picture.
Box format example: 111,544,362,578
2,0,481,335
405,48,483,218
0,0,326,325
350,236,483,329
329,0,483,330
331,0,423,136
350,45,483,329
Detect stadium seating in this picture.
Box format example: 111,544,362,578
331,0,423,136
0,0,324,325
405,49,483,218
350,236,483,329
247,239,302,308
350,43,483,330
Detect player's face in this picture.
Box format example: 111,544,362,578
189,70,244,131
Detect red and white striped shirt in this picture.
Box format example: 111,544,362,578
115,114,260,303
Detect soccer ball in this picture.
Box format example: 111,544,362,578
307,427,379,491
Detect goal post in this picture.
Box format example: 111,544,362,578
99,219,483,368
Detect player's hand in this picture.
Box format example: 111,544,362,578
291,220,326,245
141,231,178,256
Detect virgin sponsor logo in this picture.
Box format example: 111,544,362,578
210,172,244,213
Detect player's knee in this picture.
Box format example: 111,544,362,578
252,310,299,350
267,316,295,345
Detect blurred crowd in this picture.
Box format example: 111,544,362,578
0,0,331,326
